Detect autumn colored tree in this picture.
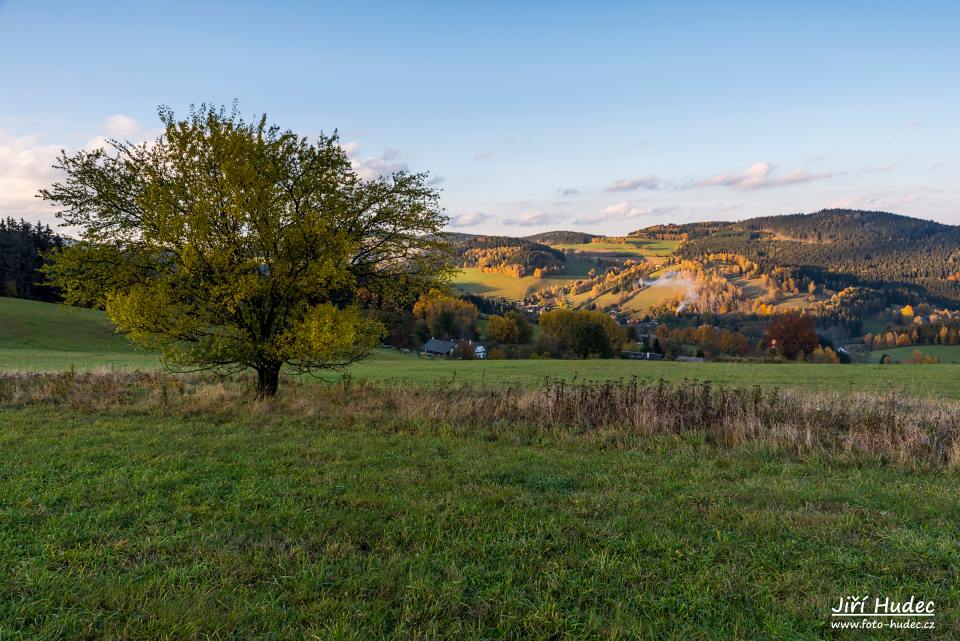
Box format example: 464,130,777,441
42,105,450,397
487,310,533,344
413,290,478,340
763,314,819,360
486,315,517,343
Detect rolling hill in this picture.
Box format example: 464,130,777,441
0,297,157,370
450,211,960,325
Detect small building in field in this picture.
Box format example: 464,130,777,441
422,338,457,358
474,344,487,359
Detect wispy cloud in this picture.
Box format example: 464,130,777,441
826,190,929,211
426,175,445,186
502,210,563,227
605,175,661,192
448,211,490,227
557,187,579,196
693,161,833,191
573,201,675,225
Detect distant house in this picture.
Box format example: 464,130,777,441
474,344,487,359
422,338,457,358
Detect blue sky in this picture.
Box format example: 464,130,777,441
1,0,958,234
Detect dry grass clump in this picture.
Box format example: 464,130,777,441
1,370,958,467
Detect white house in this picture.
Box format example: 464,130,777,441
474,344,487,359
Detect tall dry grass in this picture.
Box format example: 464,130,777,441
1,370,958,467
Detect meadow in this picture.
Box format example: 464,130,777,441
6,297,960,399
1,372,958,639
868,344,960,364
452,255,595,299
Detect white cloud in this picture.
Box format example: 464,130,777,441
345,143,409,179
694,161,833,191
0,130,61,217
605,176,661,192
448,211,490,227
502,210,563,227
0,115,159,221
573,201,674,225
102,114,140,138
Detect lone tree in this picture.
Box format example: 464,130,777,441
42,105,451,397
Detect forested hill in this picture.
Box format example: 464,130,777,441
672,209,960,305
742,210,952,243
453,235,566,278
524,230,596,244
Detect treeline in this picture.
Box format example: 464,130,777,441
649,314,844,363
0,218,64,302
454,236,566,277
865,321,960,349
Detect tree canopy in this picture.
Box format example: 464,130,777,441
42,104,451,397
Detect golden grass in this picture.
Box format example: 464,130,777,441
3,371,958,468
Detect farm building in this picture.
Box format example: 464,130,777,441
474,344,487,359
422,338,457,357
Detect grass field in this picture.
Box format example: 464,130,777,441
2,377,957,639
347,351,960,398
7,297,960,399
869,344,960,364
452,256,595,299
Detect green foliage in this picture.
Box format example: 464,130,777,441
486,310,532,344
571,321,612,358
539,308,623,358
41,104,450,395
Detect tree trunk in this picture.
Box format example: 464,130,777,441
255,363,281,399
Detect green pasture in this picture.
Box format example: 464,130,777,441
868,344,960,364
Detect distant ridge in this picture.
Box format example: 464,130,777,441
524,230,596,245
